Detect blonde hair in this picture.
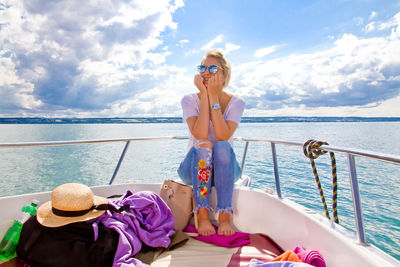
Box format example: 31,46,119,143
203,49,231,88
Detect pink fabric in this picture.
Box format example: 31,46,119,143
293,247,326,267
183,224,250,248
228,234,284,267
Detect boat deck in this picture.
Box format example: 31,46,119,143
1,137,400,266
1,182,399,266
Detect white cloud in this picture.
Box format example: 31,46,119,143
0,0,183,114
169,0,185,13
201,34,224,50
184,49,201,57
231,16,400,116
177,39,189,47
354,16,363,26
199,36,240,55
369,11,377,20
223,43,241,54
364,22,376,32
254,45,278,58
378,12,400,30
364,11,400,32
107,65,192,116
1,2,399,118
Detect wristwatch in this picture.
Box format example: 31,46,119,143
211,103,221,110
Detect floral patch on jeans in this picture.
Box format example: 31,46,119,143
195,159,211,199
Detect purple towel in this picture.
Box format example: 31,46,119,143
293,246,326,267
94,190,175,267
183,224,250,248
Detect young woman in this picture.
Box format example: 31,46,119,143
177,49,245,236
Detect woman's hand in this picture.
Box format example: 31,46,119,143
194,74,207,94
207,71,224,97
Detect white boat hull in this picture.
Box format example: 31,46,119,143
0,182,398,267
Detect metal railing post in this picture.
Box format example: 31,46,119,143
109,140,131,185
240,141,249,178
348,154,368,245
271,143,282,198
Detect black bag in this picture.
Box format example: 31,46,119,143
16,216,119,267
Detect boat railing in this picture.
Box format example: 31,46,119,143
1,136,400,246
236,137,400,246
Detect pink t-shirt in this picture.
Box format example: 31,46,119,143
181,93,245,151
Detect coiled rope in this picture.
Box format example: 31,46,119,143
303,139,339,224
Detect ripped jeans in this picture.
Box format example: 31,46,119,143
177,141,241,214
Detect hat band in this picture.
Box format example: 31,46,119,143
52,204,130,217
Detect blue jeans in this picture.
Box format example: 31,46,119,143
177,141,241,214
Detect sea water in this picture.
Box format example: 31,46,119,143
0,122,399,260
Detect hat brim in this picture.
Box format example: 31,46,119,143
37,195,108,228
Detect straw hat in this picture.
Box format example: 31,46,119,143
37,183,108,227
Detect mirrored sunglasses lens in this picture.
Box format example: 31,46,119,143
198,65,206,73
209,65,218,74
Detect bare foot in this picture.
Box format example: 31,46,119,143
218,212,235,236
196,207,216,236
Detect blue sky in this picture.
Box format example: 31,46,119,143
1,0,399,117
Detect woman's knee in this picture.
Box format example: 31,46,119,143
195,139,213,150
213,141,233,163
214,141,231,153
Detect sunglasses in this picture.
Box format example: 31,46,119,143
197,65,222,74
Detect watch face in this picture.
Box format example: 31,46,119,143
212,104,221,110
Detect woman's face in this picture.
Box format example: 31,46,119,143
200,56,225,88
